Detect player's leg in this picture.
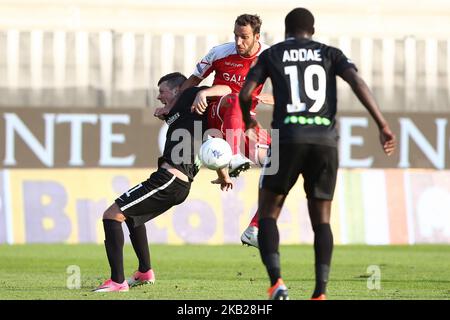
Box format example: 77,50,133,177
240,125,272,246
220,93,245,154
245,124,271,166
118,168,190,288
240,210,259,247
94,168,190,292
258,189,290,300
258,143,302,299
125,220,150,273
124,219,155,287
258,188,286,284
93,203,129,292
216,94,252,177
302,144,338,300
308,199,333,300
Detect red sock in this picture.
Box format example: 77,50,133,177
249,211,259,227
221,94,245,155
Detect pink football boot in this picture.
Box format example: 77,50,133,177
93,279,129,292
127,269,156,287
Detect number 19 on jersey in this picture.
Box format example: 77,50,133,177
284,64,326,114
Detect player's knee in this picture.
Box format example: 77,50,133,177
258,209,275,220
103,203,126,222
307,199,332,225
103,212,126,223
258,204,279,220
219,93,239,110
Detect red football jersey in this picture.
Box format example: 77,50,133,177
193,42,269,114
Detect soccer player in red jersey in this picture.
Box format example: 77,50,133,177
156,14,271,177
154,14,271,248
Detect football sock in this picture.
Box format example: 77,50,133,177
222,94,245,154
312,223,333,298
258,218,281,286
125,219,151,273
249,211,259,227
103,219,125,284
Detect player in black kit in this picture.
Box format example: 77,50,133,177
239,8,396,300
94,73,233,292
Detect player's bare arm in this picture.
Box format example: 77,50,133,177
341,68,396,156
239,79,259,130
191,85,232,114
180,75,203,92
154,106,170,119
211,167,233,191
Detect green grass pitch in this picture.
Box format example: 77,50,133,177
0,244,449,300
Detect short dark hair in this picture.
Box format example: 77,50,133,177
285,8,315,35
235,14,262,34
157,72,187,88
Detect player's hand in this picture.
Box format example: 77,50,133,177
211,176,233,191
256,93,274,105
212,167,233,191
154,106,170,120
379,125,396,156
191,90,209,115
244,118,259,131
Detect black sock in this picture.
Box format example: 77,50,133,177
103,219,125,283
312,223,333,298
125,219,151,273
258,218,281,286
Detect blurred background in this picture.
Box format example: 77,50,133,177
0,0,449,111
0,0,449,245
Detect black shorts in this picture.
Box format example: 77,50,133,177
260,143,338,200
115,168,191,227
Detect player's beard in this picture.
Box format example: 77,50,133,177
239,39,258,57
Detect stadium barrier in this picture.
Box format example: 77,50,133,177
0,30,448,112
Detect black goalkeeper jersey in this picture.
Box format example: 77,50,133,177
157,86,208,181
246,37,357,147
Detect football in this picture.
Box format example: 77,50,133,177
199,138,233,170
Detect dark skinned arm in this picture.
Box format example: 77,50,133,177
341,68,396,156
239,79,259,130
